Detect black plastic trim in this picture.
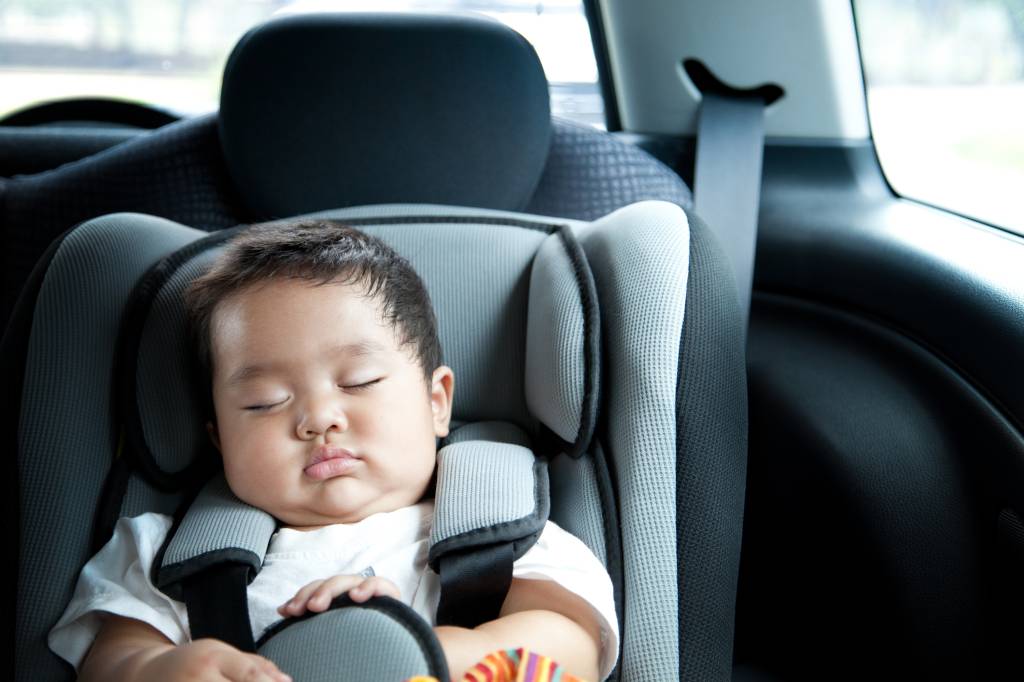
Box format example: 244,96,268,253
555,223,601,458
740,292,1024,678
582,0,621,131
756,142,1024,434
682,59,784,105
0,97,179,129
738,136,1024,679
591,438,623,682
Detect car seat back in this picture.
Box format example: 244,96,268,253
11,199,699,680
1,14,692,329
4,13,746,682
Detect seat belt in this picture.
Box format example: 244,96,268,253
689,59,782,332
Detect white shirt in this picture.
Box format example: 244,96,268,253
49,502,619,680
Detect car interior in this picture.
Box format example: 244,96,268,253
3,1,1023,681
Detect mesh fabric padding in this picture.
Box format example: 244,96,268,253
2,115,250,328
119,475,184,520
2,116,693,338
0,126,138,177
526,118,694,221
304,205,583,434
158,476,275,599
576,200,690,681
675,211,747,681
430,441,540,547
444,421,532,448
526,232,586,443
258,600,444,681
548,453,607,567
2,114,694,335
122,205,592,477
137,249,222,474
16,214,206,681
362,220,538,431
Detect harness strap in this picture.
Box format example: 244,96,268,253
427,435,549,629
435,543,515,628
183,563,256,652
160,432,546,641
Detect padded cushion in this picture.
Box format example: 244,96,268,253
428,440,549,567
526,231,595,443
219,13,552,218
127,205,598,481
577,200,692,679
1,115,248,327
0,118,694,335
15,214,206,681
156,476,276,600
257,597,447,681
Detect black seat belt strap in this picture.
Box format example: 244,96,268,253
182,563,256,652
694,91,767,330
435,543,514,629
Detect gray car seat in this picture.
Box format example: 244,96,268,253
4,13,747,682
0,25,692,332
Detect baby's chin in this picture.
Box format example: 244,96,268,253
275,507,372,530
274,498,417,530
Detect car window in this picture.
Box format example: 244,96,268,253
853,0,1024,234
0,0,603,128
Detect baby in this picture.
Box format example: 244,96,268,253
49,221,618,681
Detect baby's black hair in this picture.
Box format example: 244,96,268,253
183,220,442,380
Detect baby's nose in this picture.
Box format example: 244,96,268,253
297,398,348,437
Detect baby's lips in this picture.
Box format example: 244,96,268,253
303,455,358,480
303,445,359,479
306,444,356,466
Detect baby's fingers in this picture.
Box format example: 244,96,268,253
303,575,365,613
348,576,401,603
277,578,327,617
221,651,291,682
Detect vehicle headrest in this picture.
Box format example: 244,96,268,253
219,13,552,218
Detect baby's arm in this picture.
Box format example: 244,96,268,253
79,614,291,682
434,578,602,681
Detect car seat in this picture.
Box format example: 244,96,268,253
0,18,693,331
4,13,747,682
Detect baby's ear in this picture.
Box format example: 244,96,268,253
206,421,222,452
430,366,455,438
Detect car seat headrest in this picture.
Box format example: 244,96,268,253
121,205,599,491
219,13,552,218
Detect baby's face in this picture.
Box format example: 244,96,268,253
207,277,453,529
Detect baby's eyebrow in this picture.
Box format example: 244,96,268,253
224,340,387,387
224,363,276,387
329,340,387,358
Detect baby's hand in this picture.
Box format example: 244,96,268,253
278,574,401,617
141,638,291,682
